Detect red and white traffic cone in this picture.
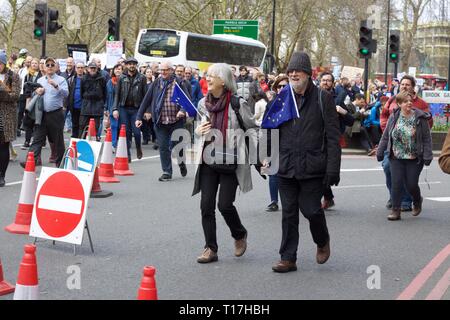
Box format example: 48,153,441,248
5,152,37,235
137,266,158,300
13,244,39,300
114,125,134,176
65,140,78,171
87,118,113,198
99,128,120,183
0,257,15,296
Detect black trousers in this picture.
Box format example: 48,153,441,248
323,185,334,201
199,164,247,253
79,115,100,139
390,159,424,209
29,109,66,167
0,140,9,177
71,108,81,139
278,177,329,262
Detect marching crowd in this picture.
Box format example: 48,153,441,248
1,48,450,272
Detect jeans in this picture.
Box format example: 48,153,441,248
110,114,119,149
382,151,412,207
200,164,247,253
390,159,424,209
269,174,279,203
154,119,185,176
119,108,141,157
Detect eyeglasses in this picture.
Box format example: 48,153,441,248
321,79,333,83
46,64,55,68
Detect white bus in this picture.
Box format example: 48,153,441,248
134,28,269,73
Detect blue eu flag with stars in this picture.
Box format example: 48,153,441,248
171,82,198,117
261,84,299,129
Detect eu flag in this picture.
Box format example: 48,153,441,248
171,82,198,117
261,84,299,129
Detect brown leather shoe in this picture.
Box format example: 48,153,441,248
234,234,247,257
272,260,297,273
197,248,218,264
387,208,401,221
316,240,331,264
136,146,143,160
412,197,423,217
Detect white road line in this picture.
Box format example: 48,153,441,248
335,181,441,189
426,197,450,202
5,178,39,187
341,168,383,172
38,195,82,214
131,155,160,162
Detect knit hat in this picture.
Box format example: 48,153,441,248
0,51,7,66
286,51,312,76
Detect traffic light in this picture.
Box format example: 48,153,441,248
358,20,374,58
108,19,116,41
47,8,62,34
33,3,47,40
389,30,400,64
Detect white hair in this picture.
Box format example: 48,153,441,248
208,63,237,94
160,60,173,70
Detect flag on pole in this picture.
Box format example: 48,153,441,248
171,82,198,117
261,84,299,129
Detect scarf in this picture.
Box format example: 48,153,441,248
111,75,118,87
28,69,38,77
205,90,231,142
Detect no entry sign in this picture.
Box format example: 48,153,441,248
30,168,93,245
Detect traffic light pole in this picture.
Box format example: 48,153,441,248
394,62,398,80
364,57,369,103
115,0,120,41
384,0,391,84
41,39,46,59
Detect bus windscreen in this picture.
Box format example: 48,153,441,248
138,30,180,58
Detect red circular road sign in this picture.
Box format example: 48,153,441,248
35,171,86,238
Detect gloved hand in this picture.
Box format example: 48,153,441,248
424,159,432,166
324,173,340,187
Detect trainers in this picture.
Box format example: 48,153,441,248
316,240,331,264
234,233,247,257
412,197,423,216
158,173,172,182
266,202,279,212
197,248,218,264
321,198,335,210
21,141,30,150
179,163,187,177
272,260,297,273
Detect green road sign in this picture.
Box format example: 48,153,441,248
213,20,259,40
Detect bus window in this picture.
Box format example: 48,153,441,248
138,30,180,58
186,35,265,67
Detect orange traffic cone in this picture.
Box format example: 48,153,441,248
13,244,39,300
114,124,134,176
5,152,37,235
99,128,120,183
137,266,158,300
0,257,15,296
87,118,113,198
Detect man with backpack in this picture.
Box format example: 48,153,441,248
269,52,341,273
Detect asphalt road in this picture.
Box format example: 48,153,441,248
1,134,449,300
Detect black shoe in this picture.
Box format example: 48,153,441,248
17,130,21,137
21,141,30,150
180,163,187,177
142,140,149,145
158,173,172,182
152,144,159,150
266,202,279,212
386,199,393,209
0,176,5,187
137,146,143,160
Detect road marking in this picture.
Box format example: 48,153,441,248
397,244,450,300
426,197,450,202
131,155,160,162
425,268,450,300
5,178,39,187
335,181,441,190
341,168,383,172
38,195,82,214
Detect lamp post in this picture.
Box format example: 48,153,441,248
384,0,391,84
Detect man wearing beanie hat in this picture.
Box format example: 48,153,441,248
270,51,341,273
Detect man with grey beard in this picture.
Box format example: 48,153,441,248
271,52,341,273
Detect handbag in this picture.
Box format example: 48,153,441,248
207,146,238,175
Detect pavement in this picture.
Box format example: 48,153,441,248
0,133,449,300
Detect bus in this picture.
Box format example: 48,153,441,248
134,28,269,74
